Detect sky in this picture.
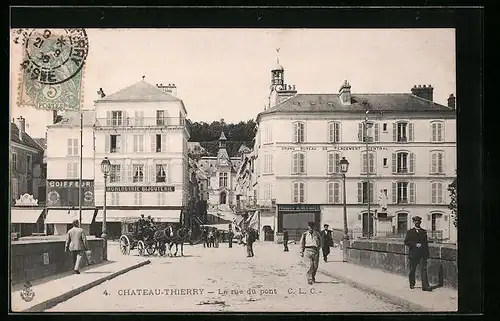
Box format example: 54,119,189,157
10,28,456,138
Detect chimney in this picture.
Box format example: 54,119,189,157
97,87,106,98
447,94,456,110
339,80,351,105
411,84,434,101
15,117,26,141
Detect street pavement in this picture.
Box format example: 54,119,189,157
46,242,408,312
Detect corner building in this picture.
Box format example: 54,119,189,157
93,81,190,238
254,62,457,242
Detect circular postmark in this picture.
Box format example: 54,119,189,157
21,28,89,85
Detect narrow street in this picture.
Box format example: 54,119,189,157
47,242,405,312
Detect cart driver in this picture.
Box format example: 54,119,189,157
138,214,146,237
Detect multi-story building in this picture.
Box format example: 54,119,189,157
44,110,97,235
254,60,457,243
197,132,242,222
92,80,190,238
10,116,47,236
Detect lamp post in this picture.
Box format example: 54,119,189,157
100,157,111,240
340,157,350,262
365,110,372,238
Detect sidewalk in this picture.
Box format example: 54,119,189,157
11,242,150,312
310,247,458,312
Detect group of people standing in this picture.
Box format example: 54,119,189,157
201,227,222,248
201,224,257,258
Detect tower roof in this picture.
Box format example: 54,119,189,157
272,62,284,71
219,131,227,141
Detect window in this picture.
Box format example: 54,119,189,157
383,158,388,167
12,153,17,170
263,154,273,174
357,181,374,203
383,123,387,132
293,122,305,143
431,181,444,204
158,192,166,205
133,135,144,153
393,122,414,142
393,152,415,174
154,134,166,153
133,164,144,182
67,138,79,156
263,182,272,200
293,181,305,203
328,122,340,143
430,151,444,174
392,181,415,204
358,122,379,142
111,111,123,126
11,177,19,200
26,155,32,171
327,181,341,204
134,192,143,205
327,152,341,174
292,152,306,174
156,164,166,182
431,121,444,142
361,152,376,174
134,111,144,126
219,172,228,187
110,134,121,153
156,110,166,126
110,165,121,183
110,192,120,205
67,163,78,178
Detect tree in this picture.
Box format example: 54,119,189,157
448,177,457,228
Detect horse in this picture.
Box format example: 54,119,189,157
167,226,192,257
153,224,175,256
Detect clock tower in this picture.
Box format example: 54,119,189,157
217,131,230,167
268,50,297,109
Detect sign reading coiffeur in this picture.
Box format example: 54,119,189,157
48,180,93,188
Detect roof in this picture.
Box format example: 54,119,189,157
257,93,454,121
11,124,44,152
96,81,180,103
47,110,95,128
32,138,47,150
272,62,284,71
237,144,251,155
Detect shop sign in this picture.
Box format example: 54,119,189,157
106,186,175,192
277,204,321,212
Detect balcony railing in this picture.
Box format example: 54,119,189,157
94,117,186,128
397,136,408,143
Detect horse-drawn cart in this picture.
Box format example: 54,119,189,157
119,220,163,256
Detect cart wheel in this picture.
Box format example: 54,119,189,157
137,240,145,256
146,243,156,256
119,235,131,255
159,244,166,256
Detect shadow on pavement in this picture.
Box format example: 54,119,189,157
314,281,342,284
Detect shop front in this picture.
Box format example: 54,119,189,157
277,204,321,241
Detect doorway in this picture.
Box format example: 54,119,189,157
262,225,274,242
397,213,408,235
362,212,374,237
219,192,227,205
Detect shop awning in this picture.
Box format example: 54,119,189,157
95,209,181,223
45,209,96,224
10,208,44,224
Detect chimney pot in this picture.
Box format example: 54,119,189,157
447,93,456,110
160,83,163,86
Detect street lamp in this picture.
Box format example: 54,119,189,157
339,156,350,262
100,157,111,240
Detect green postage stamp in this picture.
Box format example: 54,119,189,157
16,28,89,111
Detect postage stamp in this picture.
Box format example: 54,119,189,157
16,28,89,111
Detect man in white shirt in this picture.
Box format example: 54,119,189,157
299,221,323,284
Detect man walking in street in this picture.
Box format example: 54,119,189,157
321,224,333,262
214,228,220,248
299,221,322,285
228,224,234,248
283,228,289,252
245,228,256,257
202,227,208,248
404,216,432,292
65,219,89,274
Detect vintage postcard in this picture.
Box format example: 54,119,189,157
10,28,458,313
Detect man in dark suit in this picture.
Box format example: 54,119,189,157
65,219,89,274
283,228,289,252
228,224,234,248
321,224,333,262
404,216,432,291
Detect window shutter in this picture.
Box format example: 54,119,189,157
334,182,340,203
392,123,397,142
128,164,133,182
293,123,298,143
358,123,363,142
140,111,144,126
409,153,415,173
392,182,397,203
327,183,332,203
123,111,128,125
409,123,414,142
116,135,122,152
328,153,334,173
374,123,380,142
150,163,156,183
134,111,139,126
328,123,333,142
105,135,110,153
151,134,156,153
431,152,437,174
161,134,167,152
67,139,72,156
335,153,340,174
293,183,298,203
106,111,111,126
300,183,305,203
431,123,437,142
292,154,297,174
335,123,340,142
357,182,362,203
122,135,128,153
369,153,375,174
409,182,415,203
361,153,367,174
437,182,443,203
300,153,305,173
438,152,443,173
392,153,397,173
73,138,79,156
122,165,127,183
431,182,436,203
438,123,443,141
67,163,72,177
370,182,375,203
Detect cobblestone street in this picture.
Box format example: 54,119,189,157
47,242,406,312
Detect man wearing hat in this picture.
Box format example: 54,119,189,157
404,216,432,291
299,221,323,284
321,224,333,262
